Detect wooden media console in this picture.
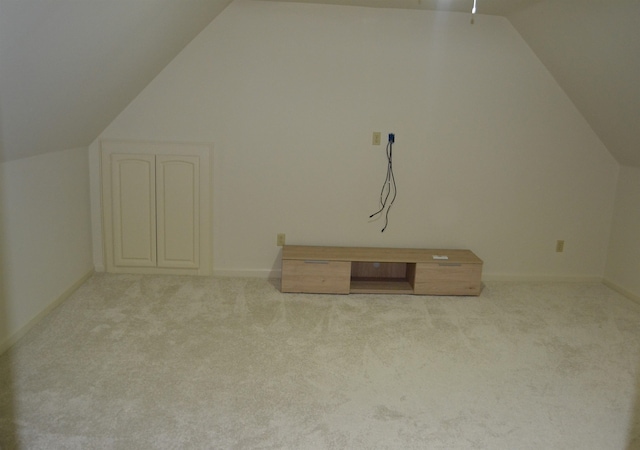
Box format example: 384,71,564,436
281,245,483,296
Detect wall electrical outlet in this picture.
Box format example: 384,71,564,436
277,233,286,246
556,240,565,253
372,132,381,146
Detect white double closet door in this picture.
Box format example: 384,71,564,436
101,140,211,275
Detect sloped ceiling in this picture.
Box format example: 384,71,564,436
0,0,232,162
508,1,640,168
1,0,638,168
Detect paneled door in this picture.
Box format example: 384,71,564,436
156,155,199,269
101,140,211,275
110,154,157,268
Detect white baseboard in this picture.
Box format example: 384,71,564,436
0,268,94,355
213,269,276,279
602,279,640,305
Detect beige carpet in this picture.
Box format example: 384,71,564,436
1,274,640,449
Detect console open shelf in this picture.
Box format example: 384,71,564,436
281,245,483,296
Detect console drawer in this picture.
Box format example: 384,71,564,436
281,260,351,294
413,262,482,296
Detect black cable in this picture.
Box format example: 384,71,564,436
369,143,392,218
369,135,396,232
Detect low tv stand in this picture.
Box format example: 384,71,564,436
281,245,483,296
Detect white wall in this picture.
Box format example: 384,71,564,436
605,166,640,300
0,147,94,350
91,0,619,280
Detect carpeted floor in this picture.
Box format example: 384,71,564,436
1,274,640,449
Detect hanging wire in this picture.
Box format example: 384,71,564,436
369,135,396,232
